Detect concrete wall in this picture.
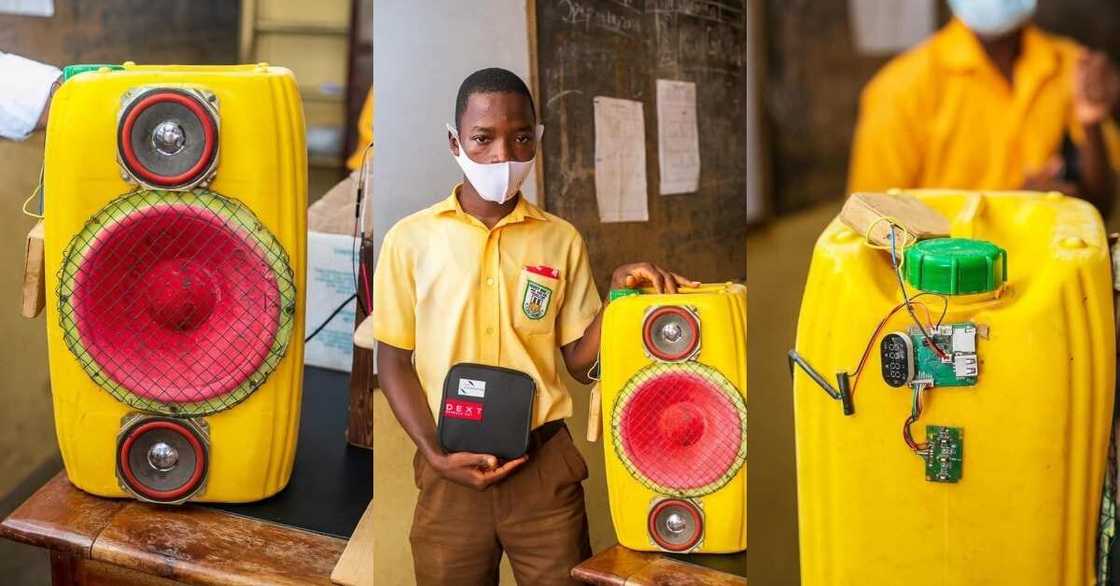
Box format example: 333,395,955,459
370,0,539,264
0,135,56,501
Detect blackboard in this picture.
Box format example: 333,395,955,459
535,0,747,293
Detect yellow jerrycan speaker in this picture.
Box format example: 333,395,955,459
42,63,307,504
791,191,1115,585
599,283,747,553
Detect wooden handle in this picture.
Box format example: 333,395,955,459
21,221,45,319
586,383,602,443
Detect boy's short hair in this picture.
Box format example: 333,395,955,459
454,67,536,129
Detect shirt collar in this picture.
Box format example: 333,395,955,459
435,182,547,226
934,18,1058,79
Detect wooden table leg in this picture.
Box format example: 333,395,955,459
347,238,374,449
50,550,81,586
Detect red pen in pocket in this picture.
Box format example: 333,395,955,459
525,265,560,279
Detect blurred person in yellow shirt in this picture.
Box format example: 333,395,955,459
346,89,373,171
849,0,1120,216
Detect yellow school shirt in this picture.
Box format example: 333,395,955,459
849,19,1120,194
372,185,602,429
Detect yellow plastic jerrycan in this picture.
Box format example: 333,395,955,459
43,63,307,503
792,190,1115,585
600,283,748,553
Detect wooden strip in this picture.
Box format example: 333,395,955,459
22,220,45,318
330,501,372,586
346,238,374,449
625,556,748,586
0,473,125,558
570,545,658,585
76,557,187,586
525,0,546,211
90,502,346,586
239,0,258,63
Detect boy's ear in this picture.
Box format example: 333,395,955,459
446,124,460,155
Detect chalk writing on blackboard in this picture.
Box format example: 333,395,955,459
559,0,643,38
648,0,743,28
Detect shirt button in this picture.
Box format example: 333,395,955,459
485,327,494,335
486,277,495,287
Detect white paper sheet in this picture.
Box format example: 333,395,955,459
656,79,700,195
593,96,648,223
848,0,934,56
305,231,360,372
0,0,53,17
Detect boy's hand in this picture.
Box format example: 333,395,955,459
611,262,699,295
430,451,528,490
1074,49,1120,126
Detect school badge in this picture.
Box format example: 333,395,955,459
522,280,552,320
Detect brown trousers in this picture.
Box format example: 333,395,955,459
410,426,592,585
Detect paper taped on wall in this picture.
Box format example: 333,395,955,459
656,79,700,195
593,96,649,223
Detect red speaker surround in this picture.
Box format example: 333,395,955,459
614,362,747,497
58,190,297,416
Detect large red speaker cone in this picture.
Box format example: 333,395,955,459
58,190,297,416
613,363,747,497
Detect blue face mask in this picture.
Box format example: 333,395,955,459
948,0,1037,38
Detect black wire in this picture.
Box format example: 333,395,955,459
351,144,373,316
890,226,947,358
305,292,358,343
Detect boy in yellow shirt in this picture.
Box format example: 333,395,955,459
373,67,695,585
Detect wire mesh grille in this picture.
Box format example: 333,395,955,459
57,189,297,416
1098,423,1117,585
611,362,747,497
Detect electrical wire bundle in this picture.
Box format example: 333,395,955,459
788,218,948,436
880,221,947,456
306,143,374,344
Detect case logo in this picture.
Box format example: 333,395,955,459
458,378,487,398
444,399,484,421
522,280,552,320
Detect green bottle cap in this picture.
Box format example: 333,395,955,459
62,64,124,82
608,288,640,302
903,238,1006,295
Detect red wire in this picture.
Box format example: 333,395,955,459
850,299,937,396
358,261,373,312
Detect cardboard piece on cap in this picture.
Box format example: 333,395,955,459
840,191,949,247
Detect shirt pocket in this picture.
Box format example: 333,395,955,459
513,266,562,336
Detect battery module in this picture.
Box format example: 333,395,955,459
880,332,914,387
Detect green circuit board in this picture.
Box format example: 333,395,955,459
925,425,963,483
909,323,978,387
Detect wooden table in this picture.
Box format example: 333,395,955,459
0,367,372,585
1,473,347,585
572,545,747,586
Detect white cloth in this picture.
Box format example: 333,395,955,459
0,52,61,140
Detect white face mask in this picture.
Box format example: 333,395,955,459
948,0,1037,38
447,123,541,204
